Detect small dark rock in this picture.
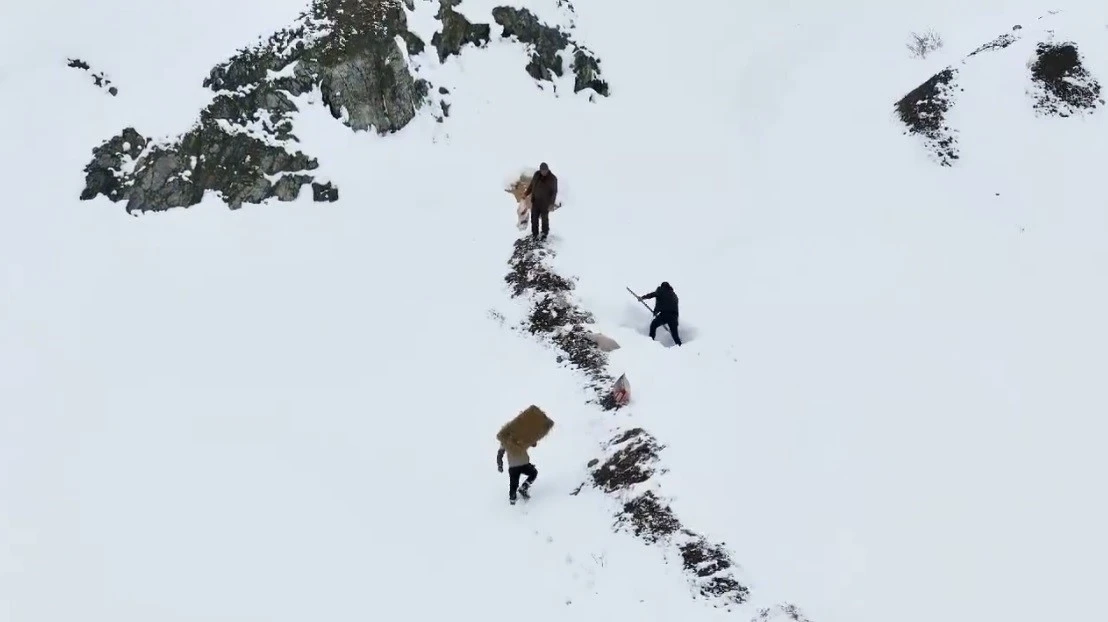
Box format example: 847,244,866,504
312,181,339,202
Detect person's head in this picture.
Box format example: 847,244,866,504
538,162,550,176
660,281,671,290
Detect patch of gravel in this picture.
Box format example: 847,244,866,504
1029,41,1103,117
502,236,760,610
895,67,959,166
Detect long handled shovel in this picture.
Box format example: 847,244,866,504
626,287,671,336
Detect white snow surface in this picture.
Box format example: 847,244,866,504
3,1,1108,621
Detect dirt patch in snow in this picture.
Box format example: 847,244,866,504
895,67,959,166
1029,42,1103,116
500,237,759,610
591,427,664,492
505,237,616,405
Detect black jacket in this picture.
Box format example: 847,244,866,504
642,283,678,318
525,170,558,209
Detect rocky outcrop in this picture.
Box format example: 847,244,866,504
1029,42,1103,117
80,0,610,213
67,58,118,96
491,6,609,97
895,68,959,166
81,0,428,212
432,0,491,63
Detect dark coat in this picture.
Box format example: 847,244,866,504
642,283,678,318
525,170,558,210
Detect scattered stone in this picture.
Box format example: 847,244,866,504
491,6,609,96
753,604,815,622
67,58,118,96
432,0,491,63
966,33,1018,58
895,67,959,166
1029,42,1103,116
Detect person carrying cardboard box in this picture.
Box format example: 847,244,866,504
496,405,554,504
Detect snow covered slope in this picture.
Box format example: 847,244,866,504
3,1,1108,622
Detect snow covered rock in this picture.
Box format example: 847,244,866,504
432,0,491,62
897,13,1104,166
66,58,118,96
1029,41,1103,117
491,6,609,96
895,68,959,166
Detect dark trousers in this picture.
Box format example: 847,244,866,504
530,204,550,237
649,314,682,345
508,463,538,499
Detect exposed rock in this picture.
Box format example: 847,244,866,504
80,128,147,201
116,121,319,212
591,428,663,492
965,32,1018,58
67,58,118,96
491,6,608,96
1029,42,1103,116
895,67,959,166
432,0,491,63
80,0,612,212
81,0,440,212
312,181,339,202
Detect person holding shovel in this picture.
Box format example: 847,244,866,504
638,282,682,346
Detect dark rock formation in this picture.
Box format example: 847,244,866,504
81,0,433,212
491,6,609,96
67,58,118,96
966,31,1018,58
895,68,959,166
431,0,491,63
1029,42,1103,116
80,0,611,212
312,181,339,202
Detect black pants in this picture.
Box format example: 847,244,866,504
530,205,550,237
508,463,538,499
649,314,682,345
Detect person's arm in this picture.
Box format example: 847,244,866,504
523,174,536,198
640,290,657,300
551,175,558,202
496,448,505,472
